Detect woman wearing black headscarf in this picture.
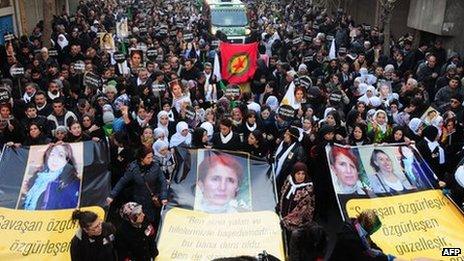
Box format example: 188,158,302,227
191,127,209,149
274,127,306,191
416,125,446,180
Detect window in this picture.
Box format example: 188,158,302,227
211,9,247,27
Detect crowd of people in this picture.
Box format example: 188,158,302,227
1,0,464,260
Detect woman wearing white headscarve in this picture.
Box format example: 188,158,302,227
367,109,392,143
169,121,191,147
265,96,279,111
358,85,381,108
153,127,168,143
157,111,171,139
153,139,176,181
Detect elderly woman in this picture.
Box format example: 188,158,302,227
278,162,315,231
329,146,367,195
368,149,415,193
115,202,158,261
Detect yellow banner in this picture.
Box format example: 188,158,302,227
0,206,105,261
346,190,464,259
157,208,284,260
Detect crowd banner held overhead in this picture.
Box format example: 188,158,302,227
157,148,284,260
326,144,464,259
219,42,258,84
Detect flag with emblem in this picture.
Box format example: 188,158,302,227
219,42,259,84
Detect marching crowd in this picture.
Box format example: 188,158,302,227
1,0,464,260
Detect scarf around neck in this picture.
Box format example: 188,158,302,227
220,131,233,144
286,175,311,199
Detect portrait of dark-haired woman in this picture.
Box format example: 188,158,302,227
20,143,81,210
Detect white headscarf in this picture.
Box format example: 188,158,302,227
157,111,170,137
153,139,169,158
358,85,381,107
170,121,191,147
373,109,388,133
154,127,168,143
200,121,214,140
408,118,423,135
265,96,279,111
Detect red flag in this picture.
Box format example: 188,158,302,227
219,42,259,84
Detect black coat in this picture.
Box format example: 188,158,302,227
275,141,306,191
70,223,117,261
330,219,388,261
110,161,168,222
212,132,242,151
115,219,158,261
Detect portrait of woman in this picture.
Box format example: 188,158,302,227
100,33,115,52
329,146,367,195
18,143,81,210
368,149,415,194
194,152,251,213
130,49,144,69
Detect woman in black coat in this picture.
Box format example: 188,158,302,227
116,202,158,261
107,147,168,223
244,129,268,158
70,209,117,261
274,127,306,192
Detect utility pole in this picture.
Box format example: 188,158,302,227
378,0,399,57
43,0,56,48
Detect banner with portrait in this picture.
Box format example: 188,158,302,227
0,141,111,209
157,149,284,260
326,144,464,259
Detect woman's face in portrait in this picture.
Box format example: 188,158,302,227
332,154,358,186
172,84,182,98
295,90,304,102
375,152,393,173
131,52,142,66
199,165,239,207
47,145,68,172
294,170,306,184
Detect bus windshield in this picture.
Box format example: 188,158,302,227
211,9,248,26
